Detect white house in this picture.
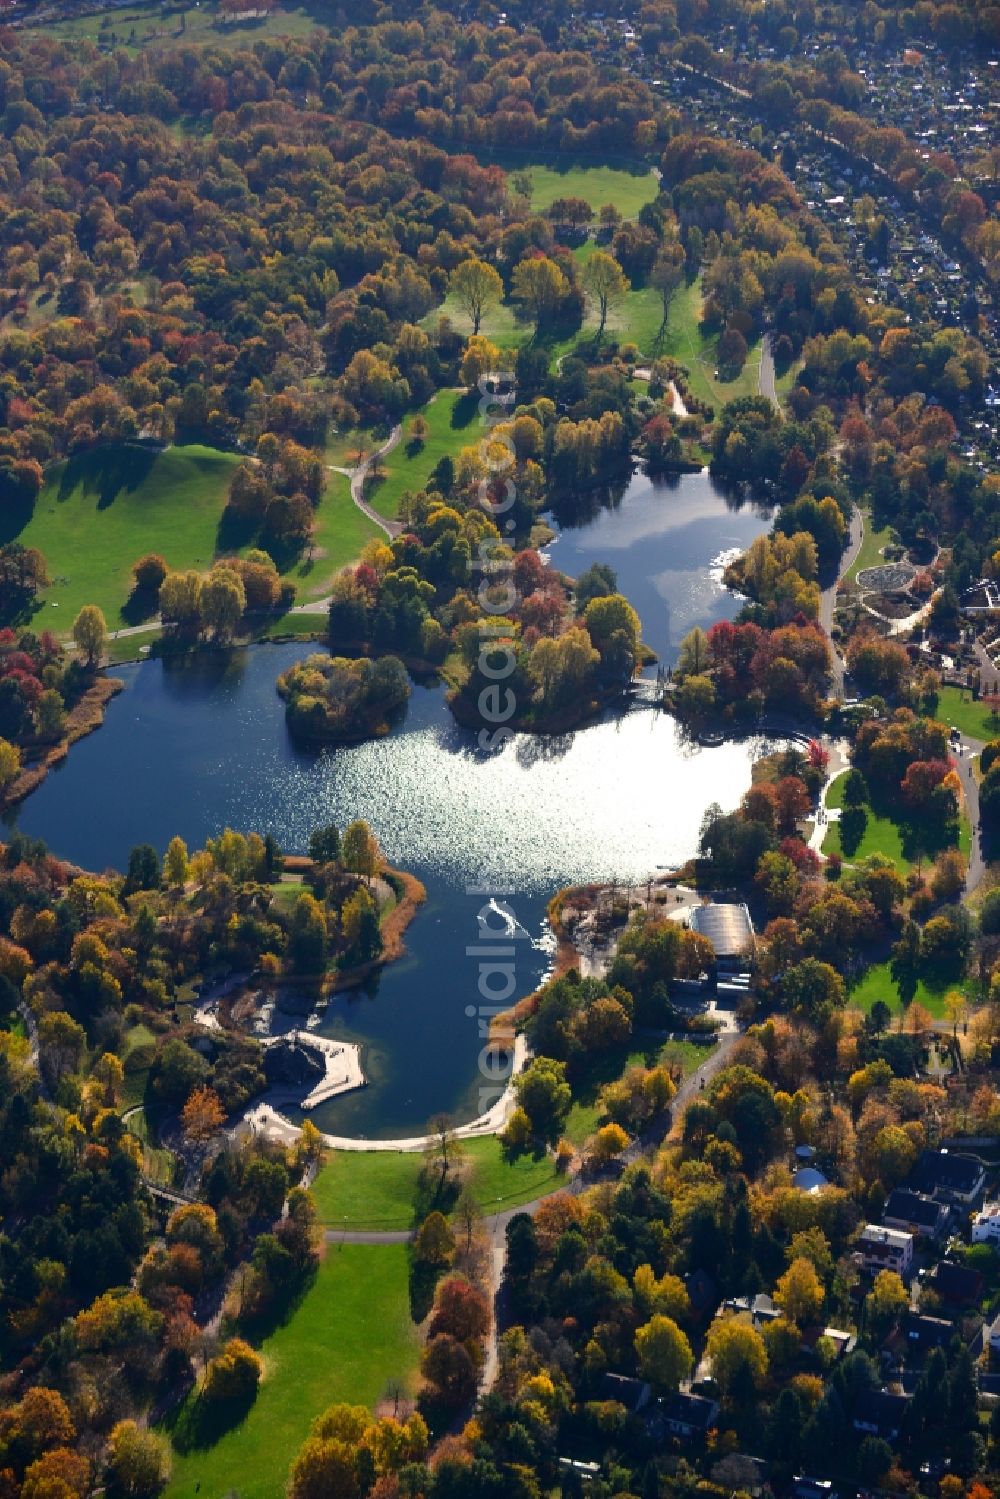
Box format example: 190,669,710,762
972,1202,1000,1247
856,1224,914,1277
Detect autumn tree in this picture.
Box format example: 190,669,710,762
706,1316,769,1403
0,737,21,789
72,604,107,667
181,1085,226,1143
450,258,504,336
773,1256,825,1326
414,1211,455,1268
635,1314,693,1391
202,1338,262,1404
651,245,684,332
582,250,630,340
106,1420,171,1499
512,256,569,333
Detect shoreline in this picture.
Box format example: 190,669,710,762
242,1032,529,1153
1,675,124,810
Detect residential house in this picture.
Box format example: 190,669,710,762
794,1479,838,1499
853,1389,910,1442
660,1391,720,1441
927,1260,984,1307
597,1374,651,1413
903,1312,957,1358
721,1292,782,1328
883,1188,949,1241
972,1201,1000,1246
856,1224,915,1277
912,1150,986,1206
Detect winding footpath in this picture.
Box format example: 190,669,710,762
327,422,405,545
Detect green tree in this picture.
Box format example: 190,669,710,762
514,1056,572,1144
677,626,710,675
450,257,504,335
72,604,107,667
341,819,379,877
634,1314,693,1391
0,736,20,789
163,836,189,886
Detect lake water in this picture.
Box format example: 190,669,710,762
8,468,773,1136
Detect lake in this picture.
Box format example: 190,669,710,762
8,468,774,1136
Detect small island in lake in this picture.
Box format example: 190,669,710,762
276,652,410,742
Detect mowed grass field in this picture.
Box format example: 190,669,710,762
164,1245,418,1499
31,0,324,51
847,961,973,1020
297,470,381,598
512,161,660,219
16,444,240,631
365,390,479,521
312,1134,562,1231
936,686,1000,743
821,770,970,873
11,444,380,630
427,259,762,409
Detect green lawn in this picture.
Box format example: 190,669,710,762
365,390,479,521
312,1134,562,1231
646,275,762,410
425,268,762,405
15,444,240,630
822,771,970,871
498,159,659,219
163,1245,418,1499
296,471,381,597
847,508,896,583
10,444,378,632
34,0,325,51
936,686,1000,744
847,960,973,1020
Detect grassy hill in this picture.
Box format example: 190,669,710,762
163,1245,418,1499
12,444,240,631
9,444,382,632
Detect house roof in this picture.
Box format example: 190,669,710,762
854,1389,910,1431
597,1374,650,1412
913,1151,985,1196
929,1260,984,1304
661,1392,719,1431
689,902,754,958
884,1189,947,1230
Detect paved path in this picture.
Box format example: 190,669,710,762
819,509,864,700
759,334,778,408
956,732,986,894
342,424,405,541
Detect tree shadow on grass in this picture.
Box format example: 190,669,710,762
236,1262,318,1345
57,444,158,511
121,584,159,627
0,490,36,548
450,389,480,430
164,1384,259,1455
215,505,257,557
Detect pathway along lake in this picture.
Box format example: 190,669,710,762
8,468,775,1136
